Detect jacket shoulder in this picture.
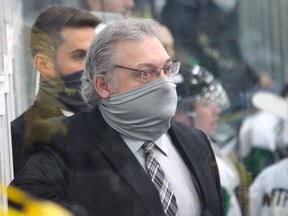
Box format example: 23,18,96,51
170,121,212,149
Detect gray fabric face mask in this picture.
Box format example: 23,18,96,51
99,77,177,141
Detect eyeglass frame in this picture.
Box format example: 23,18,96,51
112,59,181,82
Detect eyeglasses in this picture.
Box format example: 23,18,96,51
113,60,180,82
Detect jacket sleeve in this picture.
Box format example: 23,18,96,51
10,146,90,216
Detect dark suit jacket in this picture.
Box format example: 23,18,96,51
11,100,64,175
11,107,223,216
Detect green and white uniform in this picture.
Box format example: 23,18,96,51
239,111,280,179
249,158,288,216
213,145,242,216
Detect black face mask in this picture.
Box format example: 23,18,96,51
36,70,91,113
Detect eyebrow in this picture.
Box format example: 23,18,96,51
135,58,173,68
67,50,86,58
70,49,87,53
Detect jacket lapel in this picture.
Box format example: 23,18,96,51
88,108,165,216
168,121,219,205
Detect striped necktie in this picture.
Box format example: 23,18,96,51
143,141,178,216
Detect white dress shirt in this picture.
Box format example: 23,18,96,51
122,133,201,216
61,109,74,117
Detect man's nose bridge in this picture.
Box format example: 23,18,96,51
158,67,170,78
153,68,165,78
159,68,166,77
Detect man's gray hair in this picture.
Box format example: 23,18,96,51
81,17,160,107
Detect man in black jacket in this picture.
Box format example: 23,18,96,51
11,17,223,216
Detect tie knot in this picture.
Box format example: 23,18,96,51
143,141,155,156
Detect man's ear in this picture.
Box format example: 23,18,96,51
93,75,111,99
34,53,56,78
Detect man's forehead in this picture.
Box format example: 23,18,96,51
59,27,95,47
114,37,169,58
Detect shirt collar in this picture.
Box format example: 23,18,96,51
122,133,169,156
61,109,74,117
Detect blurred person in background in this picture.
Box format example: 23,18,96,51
238,84,288,181
11,5,100,176
249,89,288,216
161,0,258,114
77,0,135,23
158,23,176,59
238,108,280,181
173,64,242,216
249,156,288,216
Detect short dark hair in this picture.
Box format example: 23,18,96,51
30,4,101,58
